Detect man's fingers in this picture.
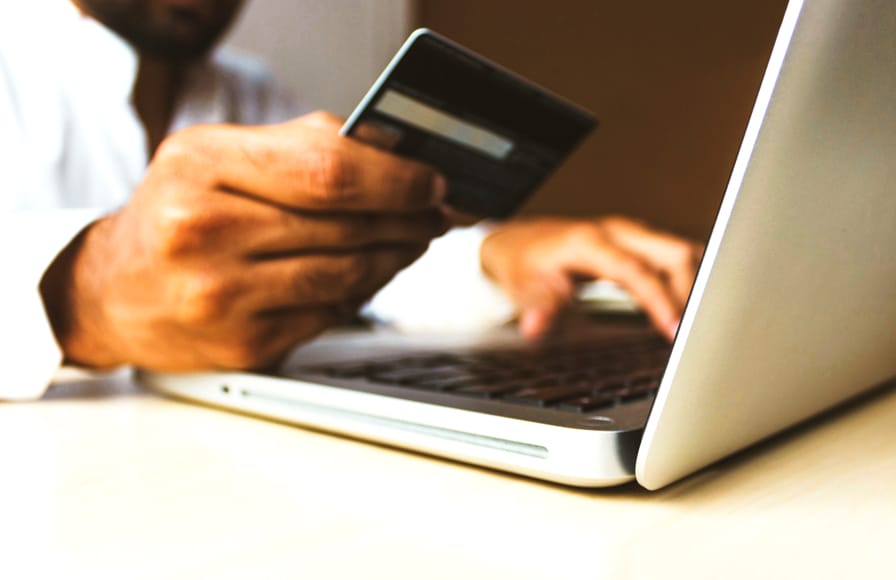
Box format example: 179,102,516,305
191,192,448,256
232,122,448,211
159,117,446,213
351,121,403,150
197,306,348,371
241,245,428,311
519,308,553,340
248,209,448,257
303,112,402,150
514,273,575,340
299,110,345,130
599,217,702,306
566,241,681,339
259,306,351,365
518,285,570,339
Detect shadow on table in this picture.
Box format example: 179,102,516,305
568,377,896,500
35,364,896,503
41,367,148,401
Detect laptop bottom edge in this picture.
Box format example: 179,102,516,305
137,370,642,488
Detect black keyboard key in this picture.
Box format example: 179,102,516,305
619,390,652,403
403,376,480,391
453,382,524,398
367,364,468,385
315,363,375,378
366,368,431,384
617,378,661,402
625,374,661,389
589,379,628,394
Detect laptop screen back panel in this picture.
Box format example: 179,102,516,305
637,0,896,490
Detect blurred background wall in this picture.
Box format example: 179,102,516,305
225,0,413,115
227,0,788,240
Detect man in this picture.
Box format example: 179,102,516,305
0,0,701,399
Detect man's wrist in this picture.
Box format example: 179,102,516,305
475,219,503,281
39,218,123,369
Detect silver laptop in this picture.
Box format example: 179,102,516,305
139,0,896,490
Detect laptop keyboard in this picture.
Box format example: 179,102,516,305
298,337,671,413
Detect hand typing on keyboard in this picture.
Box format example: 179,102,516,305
479,216,703,341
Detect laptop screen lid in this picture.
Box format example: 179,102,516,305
637,0,896,490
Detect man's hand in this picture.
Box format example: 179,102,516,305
479,216,703,341
41,112,448,371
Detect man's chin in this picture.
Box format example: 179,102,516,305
128,32,211,61
124,12,230,61
156,0,215,10
75,0,242,61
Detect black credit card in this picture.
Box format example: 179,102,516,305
340,29,597,219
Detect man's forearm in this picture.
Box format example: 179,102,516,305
39,218,123,370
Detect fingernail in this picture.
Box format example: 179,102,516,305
520,310,539,336
668,320,680,339
431,174,448,203
520,309,548,339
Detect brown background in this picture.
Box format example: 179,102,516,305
415,0,788,239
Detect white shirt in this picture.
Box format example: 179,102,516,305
0,0,514,400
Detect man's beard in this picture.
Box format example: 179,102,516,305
76,0,244,61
